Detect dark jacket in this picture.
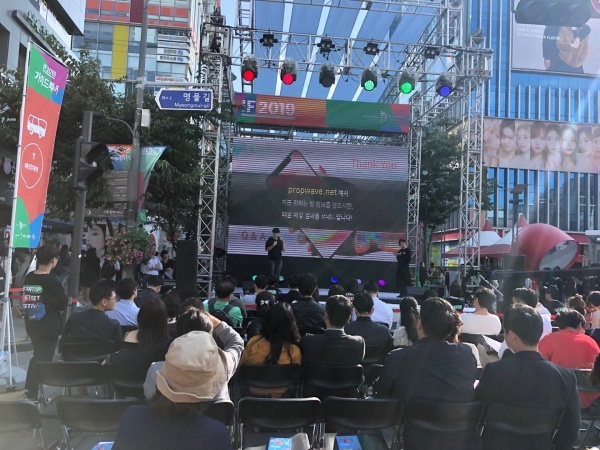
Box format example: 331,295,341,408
344,317,393,351
61,308,122,347
278,289,302,304
134,288,160,308
301,329,365,366
292,297,325,331
475,351,580,450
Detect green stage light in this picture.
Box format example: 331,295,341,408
399,70,416,94
361,67,378,92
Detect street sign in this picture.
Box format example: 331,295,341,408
85,208,126,218
155,89,213,111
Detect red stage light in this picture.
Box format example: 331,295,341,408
243,69,256,82
282,73,294,85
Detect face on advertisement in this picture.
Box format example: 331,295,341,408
86,223,106,257
546,128,561,154
500,126,516,154
531,128,546,155
593,135,600,158
517,126,530,155
561,127,577,156
579,128,593,156
484,123,500,155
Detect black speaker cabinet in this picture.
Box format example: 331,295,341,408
176,240,198,292
501,255,526,312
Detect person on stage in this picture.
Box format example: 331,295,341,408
396,238,412,297
265,227,285,280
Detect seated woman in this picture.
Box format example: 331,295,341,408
393,296,419,347
246,291,275,341
239,302,302,398
112,332,232,450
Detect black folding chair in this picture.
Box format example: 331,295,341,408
36,361,106,418
104,362,146,399
322,397,402,450
60,342,118,362
238,364,302,399
0,400,46,450
480,403,564,450
362,364,384,397
237,397,321,450
570,369,600,450
56,397,141,450
401,402,482,450
203,400,235,427
363,346,389,366
302,365,363,400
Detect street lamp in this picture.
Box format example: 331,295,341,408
509,184,527,255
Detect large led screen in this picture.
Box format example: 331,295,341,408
228,138,409,276
483,118,600,173
511,0,600,76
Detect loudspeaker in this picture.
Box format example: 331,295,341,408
406,286,429,301
501,255,526,312
176,240,198,292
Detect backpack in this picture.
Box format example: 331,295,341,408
208,301,235,327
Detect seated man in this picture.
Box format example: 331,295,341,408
376,297,477,403
539,284,568,315
278,274,302,304
106,278,140,327
539,309,600,408
459,287,502,336
292,273,325,332
135,275,163,308
302,295,365,366
207,275,247,319
61,279,122,347
345,292,393,351
476,304,580,450
207,280,243,328
242,274,268,307
363,280,394,329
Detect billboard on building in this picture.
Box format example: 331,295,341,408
511,0,600,76
483,117,600,173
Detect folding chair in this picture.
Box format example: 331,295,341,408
0,400,45,450
401,402,482,450
237,397,321,450
60,342,118,362
302,365,363,400
322,397,402,450
480,403,564,450
104,362,145,399
363,346,389,366
56,397,141,450
238,364,302,399
572,369,600,450
36,361,106,418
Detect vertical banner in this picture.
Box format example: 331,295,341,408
13,44,68,248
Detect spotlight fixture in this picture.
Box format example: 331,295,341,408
331,276,338,283
209,35,221,53
515,0,590,26
424,46,440,59
319,63,336,88
398,69,417,94
436,74,453,97
280,57,297,85
241,55,258,82
363,41,379,56
361,67,378,92
317,37,335,58
260,33,278,47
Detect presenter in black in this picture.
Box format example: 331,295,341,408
265,227,285,280
396,238,412,297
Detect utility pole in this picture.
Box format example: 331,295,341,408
128,0,149,228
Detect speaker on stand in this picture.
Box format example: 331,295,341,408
176,240,199,299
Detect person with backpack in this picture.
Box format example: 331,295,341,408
207,281,243,328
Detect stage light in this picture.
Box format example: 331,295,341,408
319,63,336,88
399,70,417,94
260,33,278,47
280,58,297,85
317,37,335,57
279,275,285,282
361,67,378,91
241,56,258,82
331,277,338,284
378,280,386,287
252,275,257,281
436,74,453,97
356,279,362,285
209,35,221,53
515,0,590,27
424,46,440,59
363,41,379,56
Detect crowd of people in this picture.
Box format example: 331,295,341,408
17,243,600,448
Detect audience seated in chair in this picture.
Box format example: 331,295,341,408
243,274,268,307
393,296,420,347
278,274,302,304
292,273,325,333
134,275,163,308
207,280,244,328
112,332,231,450
459,287,501,336
246,291,275,341
376,297,477,403
207,274,247,320
345,292,393,352
363,280,394,329
106,278,140,327
538,308,600,408
476,304,580,450
239,302,302,397
144,307,244,401
61,279,122,348
162,291,181,340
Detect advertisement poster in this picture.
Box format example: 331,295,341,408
511,0,600,75
13,44,68,248
483,117,600,173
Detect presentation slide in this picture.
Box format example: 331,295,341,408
228,138,409,263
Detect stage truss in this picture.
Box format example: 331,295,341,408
196,0,492,295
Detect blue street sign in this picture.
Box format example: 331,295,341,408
155,88,213,111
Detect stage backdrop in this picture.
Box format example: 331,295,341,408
511,0,600,76
483,117,600,173
227,137,409,288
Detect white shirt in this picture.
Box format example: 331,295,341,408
459,312,502,336
141,255,162,276
106,300,139,326
371,296,394,329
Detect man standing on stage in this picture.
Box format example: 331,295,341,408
265,227,285,279
396,238,412,297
